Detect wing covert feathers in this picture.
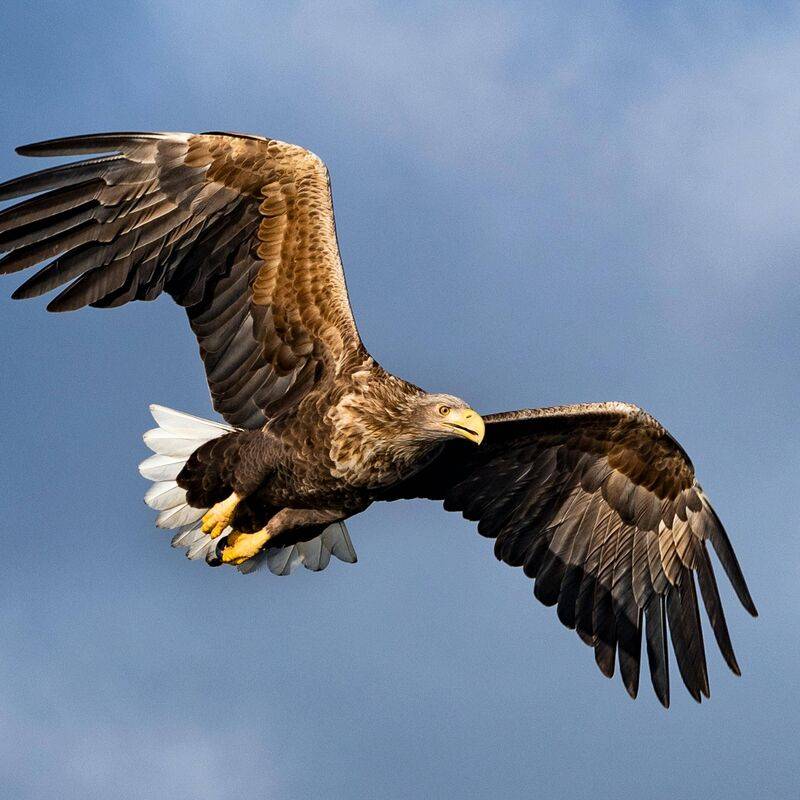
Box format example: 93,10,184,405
1,132,365,428
383,402,756,706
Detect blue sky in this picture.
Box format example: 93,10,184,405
0,2,798,798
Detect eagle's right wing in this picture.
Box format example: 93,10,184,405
382,402,757,706
0,132,366,428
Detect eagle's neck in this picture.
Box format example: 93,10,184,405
326,369,436,488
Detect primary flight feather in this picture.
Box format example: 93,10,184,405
0,131,756,706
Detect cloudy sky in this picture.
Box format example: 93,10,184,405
0,2,797,798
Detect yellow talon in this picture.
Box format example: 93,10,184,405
201,493,241,539
221,528,274,565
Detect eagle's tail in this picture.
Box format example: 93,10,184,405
138,405,357,574
139,404,232,561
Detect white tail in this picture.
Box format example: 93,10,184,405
139,405,357,574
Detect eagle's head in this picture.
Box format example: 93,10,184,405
328,376,485,487
407,393,485,445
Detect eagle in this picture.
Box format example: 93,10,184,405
0,131,756,706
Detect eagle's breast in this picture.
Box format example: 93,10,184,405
326,370,427,488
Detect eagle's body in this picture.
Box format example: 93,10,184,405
178,360,447,542
0,130,757,706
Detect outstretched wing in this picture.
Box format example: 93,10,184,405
382,402,757,706
0,132,365,428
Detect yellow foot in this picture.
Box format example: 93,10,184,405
220,529,274,565
201,493,241,539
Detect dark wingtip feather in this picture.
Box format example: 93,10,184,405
645,597,670,707
666,578,709,702
595,656,615,679
45,301,72,313
13,267,66,300
617,612,642,700
533,573,563,607
15,132,166,157
0,155,124,201
696,542,743,676
594,639,616,678
704,503,758,617
622,674,639,700
46,290,84,312
47,297,88,312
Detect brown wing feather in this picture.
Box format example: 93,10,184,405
0,131,364,428
381,402,757,706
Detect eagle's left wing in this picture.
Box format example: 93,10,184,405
0,132,366,428
381,402,757,706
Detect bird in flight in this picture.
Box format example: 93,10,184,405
0,131,756,706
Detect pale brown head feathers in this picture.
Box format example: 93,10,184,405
328,376,484,486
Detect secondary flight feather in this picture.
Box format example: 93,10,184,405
0,131,756,706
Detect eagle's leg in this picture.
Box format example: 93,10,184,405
209,508,345,567
201,492,241,539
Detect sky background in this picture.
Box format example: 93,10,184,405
0,2,798,798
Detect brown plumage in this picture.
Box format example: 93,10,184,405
0,131,757,706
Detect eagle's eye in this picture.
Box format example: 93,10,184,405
438,405,451,416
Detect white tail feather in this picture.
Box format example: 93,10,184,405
144,480,187,511
140,405,358,573
139,454,186,482
149,405,232,436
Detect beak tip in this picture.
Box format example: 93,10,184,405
474,414,486,445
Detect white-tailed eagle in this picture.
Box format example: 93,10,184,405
0,131,756,706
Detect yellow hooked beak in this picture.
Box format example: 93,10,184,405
445,408,485,445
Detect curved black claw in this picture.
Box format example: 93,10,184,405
205,534,229,567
